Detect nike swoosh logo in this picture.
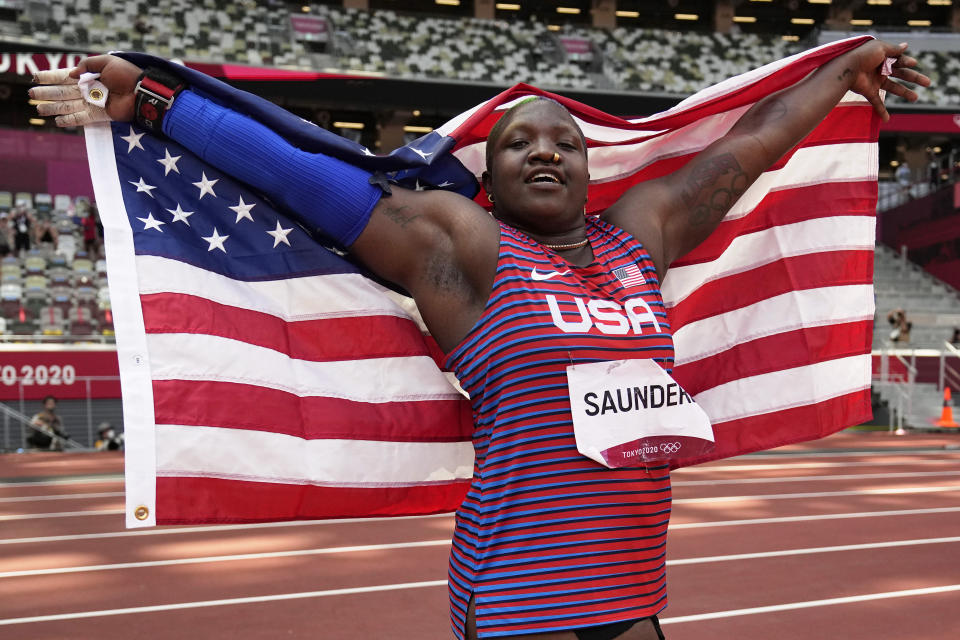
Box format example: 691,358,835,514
531,268,571,281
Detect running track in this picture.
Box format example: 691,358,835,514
2,431,959,640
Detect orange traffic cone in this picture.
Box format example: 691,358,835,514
935,387,959,428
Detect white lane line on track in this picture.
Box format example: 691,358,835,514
5,535,960,580
665,535,960,566
5,506,957,546
0,540,453,579
744,449,960,459
674,485,960,504
677,458,960,473
0,476,123,488
659,584,960,625
670,506,960,529
673,470,960,486
0,492,124,503
0,509,123,521
0,580,449,626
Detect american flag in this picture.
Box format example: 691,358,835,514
613,263,646,288
92,37,878,527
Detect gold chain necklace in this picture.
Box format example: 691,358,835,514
542,238,589,250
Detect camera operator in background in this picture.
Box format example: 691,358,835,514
27,395,70,451
95,422,124,451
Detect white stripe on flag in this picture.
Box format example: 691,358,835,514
718,143,877,223
673,284,874,367
694,354,871,424
662,216,876,308
155,425,474,485
86,122,159,528
136,255,411,321
147,333,462,401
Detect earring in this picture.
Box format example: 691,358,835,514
487,193,495,203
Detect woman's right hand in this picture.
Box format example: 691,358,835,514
29,55,143,127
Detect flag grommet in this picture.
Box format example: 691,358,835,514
134,506,150,520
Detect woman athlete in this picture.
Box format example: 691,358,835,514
32,38,926,640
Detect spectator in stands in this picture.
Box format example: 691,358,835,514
11,206,32,256
888,307,912,344
27,395,69,451
34,216,59,252
895,161,911,200
0,215,12,257
34,39,928,640
82,206,101,258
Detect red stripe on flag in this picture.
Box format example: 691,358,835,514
155,476,469,524
141,293,432,362
668,250,873,327
672,181,877,268
152,379,473,442
671,389,872,469
673,320,873,395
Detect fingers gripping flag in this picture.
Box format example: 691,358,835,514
89,37,878,527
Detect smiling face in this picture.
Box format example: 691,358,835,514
482,99,589,236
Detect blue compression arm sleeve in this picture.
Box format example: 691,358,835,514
162,90,382,246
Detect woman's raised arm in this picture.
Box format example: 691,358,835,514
604,39,930,279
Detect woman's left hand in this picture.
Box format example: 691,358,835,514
848,40,930,121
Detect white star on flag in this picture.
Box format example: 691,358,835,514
120,126,145,153
128,177,157,198
228,196,256,223
166,204,194,225
157,148,182,176
193,172,219,200
202,228,229,252
411,148,432,161
137,213,165,232
266,221,293,248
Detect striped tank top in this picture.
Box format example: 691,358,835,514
444,216,675,639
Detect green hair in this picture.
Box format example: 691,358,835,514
484,96,587,172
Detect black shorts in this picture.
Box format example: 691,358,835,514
575,615,665,640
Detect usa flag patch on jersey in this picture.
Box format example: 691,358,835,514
613,263,646,288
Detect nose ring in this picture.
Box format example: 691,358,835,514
552,152,560,163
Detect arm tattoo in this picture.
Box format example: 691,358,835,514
380,204,421,229
682,152,749,228
744,98,787,128
837,67,853,83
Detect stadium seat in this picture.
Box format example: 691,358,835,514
35,193,52,214
53,194,72,212
9,318,37,336
1,282,22,301
23,252,47,274
68,305,95,335
71,257,93,276
97,307,114,335
49,285,72,314
13,192,33,209
38,306,65,335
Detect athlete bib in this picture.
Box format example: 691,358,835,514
567,359,714,467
